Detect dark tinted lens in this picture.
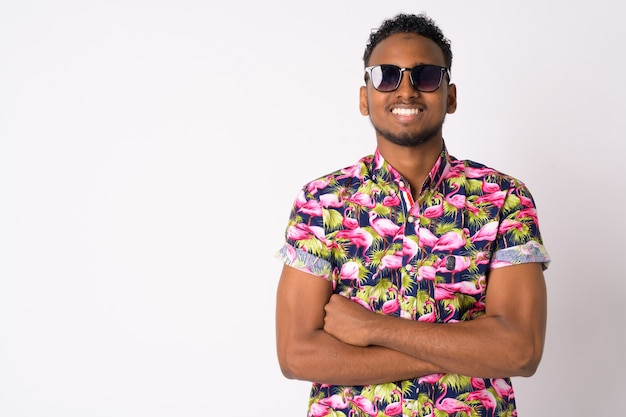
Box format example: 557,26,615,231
411,65,444,92
371,65,401,91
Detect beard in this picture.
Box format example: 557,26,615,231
370,114,446,147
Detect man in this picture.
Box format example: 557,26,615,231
275,13,550,417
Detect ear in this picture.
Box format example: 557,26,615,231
359,85,369,115
446,83,457,114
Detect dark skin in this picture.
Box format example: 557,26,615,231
276,33,547,386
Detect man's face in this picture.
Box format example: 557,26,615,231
360,33,457,147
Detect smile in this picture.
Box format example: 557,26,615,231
391,108,422,116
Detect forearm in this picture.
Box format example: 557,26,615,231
278,328,447,386
323,263,548,379
368,315,541,378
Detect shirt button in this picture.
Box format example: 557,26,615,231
406,264,414,272
407,216,415,223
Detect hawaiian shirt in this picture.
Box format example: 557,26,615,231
277,145,550,417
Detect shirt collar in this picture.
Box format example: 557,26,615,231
370,141,451,194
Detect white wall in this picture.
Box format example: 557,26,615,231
1,1,624,415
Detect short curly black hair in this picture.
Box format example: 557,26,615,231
363,13,453,70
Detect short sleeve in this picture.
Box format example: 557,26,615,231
491,181,551,270
274,187,334,279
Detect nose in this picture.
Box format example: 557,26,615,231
396,69,418,98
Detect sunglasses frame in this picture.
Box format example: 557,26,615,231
364,64,451,92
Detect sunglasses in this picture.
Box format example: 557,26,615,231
364,64,450,92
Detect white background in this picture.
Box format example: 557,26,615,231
1,1,625,416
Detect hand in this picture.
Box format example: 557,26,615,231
323,294,380,347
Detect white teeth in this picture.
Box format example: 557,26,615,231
392,108,421,115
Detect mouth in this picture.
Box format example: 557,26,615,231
391,107,422,116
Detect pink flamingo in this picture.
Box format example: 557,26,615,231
369,211,401,238
476,190,507,209
518,193,534,208
417,265,437,282
383,193,401,207
465,166,494,178
337,164,365,181
475,251,490,265
294,189,308,209
467,389,497,417
436,255,471,274
380,254,403,269
381,287,400,315
421,400,435,417
384,401,402,416
418,373,444,384
435,276,485,296
341,207,359,230
348,192,376,208
339,261,360,281
397,236,418,260
481,181,501,194
336,228,373,262
319,193,344,208
417,227,438,248
384,389,403,417
381,298,399,315
470,221,498,243
432,230,466,252
466,300,487,318
517,207,538,223
434,286,456,301
418,300,437,322
471,377,486,390
491,378,514,400
423,202,444,219
319,388,351,409
298,200,323,216
349,394,378,416
308,403,331,417
434,385,471,415
445,183,466,210
442,304,459,323
287,223,326,243
307,177,331,194
499,218,524,234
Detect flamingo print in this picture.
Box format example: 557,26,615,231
368,211,401,238
476,190,507,209
423,201,444,219
417,227,438,248
335,228,373,262
432,230,466,252
491,378,514,400
466,389,497,417
278,146,549,416
445,183,466,210
297,199,323,216
349,395,378,416
434,385,471,415
435,276,485,296
470,221,498,243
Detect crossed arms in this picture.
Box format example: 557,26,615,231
275,262,547,386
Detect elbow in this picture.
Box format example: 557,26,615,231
516,354,542,377
278,355,297,380
510,340,544,377
277,343,306,381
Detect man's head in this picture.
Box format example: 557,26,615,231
363,13,453,70
359,13,457,149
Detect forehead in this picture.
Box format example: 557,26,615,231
369,33,446,67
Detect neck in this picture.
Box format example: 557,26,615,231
377,137,443,198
